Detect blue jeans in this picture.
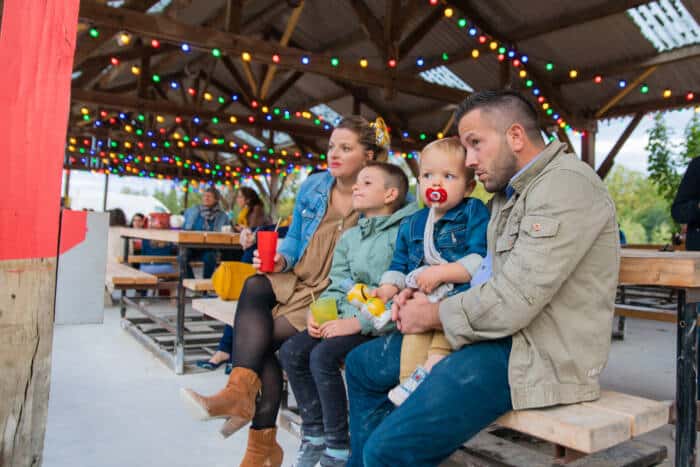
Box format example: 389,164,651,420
184,249,217,279
279,331,372,449
345,332,512,467
217,325,234,361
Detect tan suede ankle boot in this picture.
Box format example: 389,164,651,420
180,367,261,438
239,427,283,467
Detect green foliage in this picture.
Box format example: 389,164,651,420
646,113,680,204
605,166,675,244
152,188,202,215
683,112,700,163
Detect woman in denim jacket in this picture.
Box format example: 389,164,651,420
181,116,391,467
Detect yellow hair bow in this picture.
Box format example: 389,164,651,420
370,117,390,149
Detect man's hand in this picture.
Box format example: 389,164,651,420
307,312,322,339
414,265,445,294
372,284,399,303
395,292,442,334
320,318,362,338
391,288,415,323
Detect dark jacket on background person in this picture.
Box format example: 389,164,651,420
672,157,700,251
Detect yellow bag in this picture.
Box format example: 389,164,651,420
211,261,256,301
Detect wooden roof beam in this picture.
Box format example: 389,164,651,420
602,94,699,118
78,2,468,103
506,0,652,42
449,0,578,125
259,0,305,100
71,88,330,137
349,0,386,57
554,44,700,85
398,7,443,60
595,66,657,118
267,71,304,106
596,113,644,179
73,0,161,68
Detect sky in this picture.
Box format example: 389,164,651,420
64,107,698,210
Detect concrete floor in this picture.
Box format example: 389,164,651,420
43,308,687,466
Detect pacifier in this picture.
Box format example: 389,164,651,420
425,187,447,205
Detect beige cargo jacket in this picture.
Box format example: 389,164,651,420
439,141,620,410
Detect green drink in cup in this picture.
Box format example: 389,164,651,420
310,296,338,325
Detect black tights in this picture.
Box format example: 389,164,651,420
231,274,298,429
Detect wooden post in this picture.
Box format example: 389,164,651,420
580,122,598,168
184,181,190,209
103,173,110,211
0,1,80,466
63,169,71,207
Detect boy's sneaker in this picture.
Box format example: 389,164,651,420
319,451,348,467
388,366,429,406
292,438,325,467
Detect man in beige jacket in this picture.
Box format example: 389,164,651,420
345,90,620,467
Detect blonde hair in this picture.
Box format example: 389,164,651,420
420,137,475,181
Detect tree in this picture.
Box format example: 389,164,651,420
646,112,680,204
682,112,700,163
605,166,675,243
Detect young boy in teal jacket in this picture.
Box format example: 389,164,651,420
279,161,418,467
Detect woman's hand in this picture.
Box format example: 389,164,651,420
320,318,362,339
252,250,286,273
239,228,255,249
307,312,322,339
372,284,399,303
415,265,445,294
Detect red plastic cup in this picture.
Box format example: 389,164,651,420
257,231,279,273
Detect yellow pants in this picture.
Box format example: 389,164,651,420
399,331,452,381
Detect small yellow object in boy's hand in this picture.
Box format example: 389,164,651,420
364,297,385,317
415,265,445,294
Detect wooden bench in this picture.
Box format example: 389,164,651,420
183,279,215,292
191,297,236,326
117,255,178,264
105,262,158,290
279,391,668,466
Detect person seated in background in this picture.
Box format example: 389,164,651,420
129,212,146,253
138,214,176,276
222,187,270,263
672,157,699,251
234,186,269,232
183,186,230,279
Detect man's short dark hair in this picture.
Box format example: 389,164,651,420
455,90,542,143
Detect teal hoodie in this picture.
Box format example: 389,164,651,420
319,202,420,335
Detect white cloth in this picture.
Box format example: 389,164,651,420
405,207,453,303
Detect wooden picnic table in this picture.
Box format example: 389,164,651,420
118,227,241,375
619,248,700,466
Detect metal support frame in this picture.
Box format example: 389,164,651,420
676,289,698,467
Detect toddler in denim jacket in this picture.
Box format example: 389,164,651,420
373,138,489,405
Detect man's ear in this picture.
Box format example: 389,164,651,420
384,187,399,206
506,123,527,153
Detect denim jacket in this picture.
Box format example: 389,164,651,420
278,171,335,271
183,205,229,232
380,197,489,296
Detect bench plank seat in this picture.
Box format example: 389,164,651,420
192,298,236,326
117,255,178,264
106,262,158,287
183,279,214,292
495,391,668,454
